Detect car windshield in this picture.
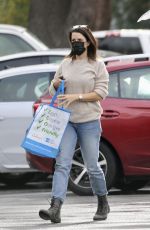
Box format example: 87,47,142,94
97,36,143,54
0,34,34,56
27,31,49,49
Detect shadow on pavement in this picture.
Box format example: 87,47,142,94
109,187,150,195
0,179,150,196
0,173,52,192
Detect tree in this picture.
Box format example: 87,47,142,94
28,0,112,48
112,0,150,29
0,0,30,27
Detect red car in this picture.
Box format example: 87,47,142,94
26,56,150,195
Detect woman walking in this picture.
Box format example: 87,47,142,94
39,25,110,223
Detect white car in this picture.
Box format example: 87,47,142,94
0,64,58,184
93,29,150,55
0,24,49,56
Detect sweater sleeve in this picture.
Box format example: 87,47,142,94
94,60,109,99
49,63,63,96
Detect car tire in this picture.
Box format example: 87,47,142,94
115,180,149,192
68,141,117,196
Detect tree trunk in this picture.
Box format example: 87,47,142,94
28,0,111,48
66,0,112,30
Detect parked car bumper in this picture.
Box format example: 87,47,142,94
26,152,54,174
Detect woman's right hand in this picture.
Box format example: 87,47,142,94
53,78,62,90
53,76,65,90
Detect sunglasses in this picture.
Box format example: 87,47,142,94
72,25,89,29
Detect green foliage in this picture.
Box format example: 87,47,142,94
0,0,30,27
112,0,150,29
0,0,149,29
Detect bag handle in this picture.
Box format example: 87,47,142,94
50,80,64,106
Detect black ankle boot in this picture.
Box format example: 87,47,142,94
93,195,110,221
39,197,63,223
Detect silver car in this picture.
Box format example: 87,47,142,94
0,64,58,184
0,49,70,70
0,48,122,71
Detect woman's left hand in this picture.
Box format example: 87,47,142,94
57,94,78,107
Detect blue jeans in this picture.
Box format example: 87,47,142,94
51,120,107,201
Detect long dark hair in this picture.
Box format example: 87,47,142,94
67,25,97,61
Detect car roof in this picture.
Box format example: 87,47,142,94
0,63,58,79
0,24,27,33
93,29,150,37
106,60,150,72
104,53,150,65
0,49,70,62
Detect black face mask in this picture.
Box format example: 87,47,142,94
71,41,85,56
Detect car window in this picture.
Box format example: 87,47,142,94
48,55,65,64
108,73,119,97
97,37,143,54
119,67,150,99
0,72,55,102
0,34,35,56
0,57,43,70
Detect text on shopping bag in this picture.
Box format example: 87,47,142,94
27,104,70,149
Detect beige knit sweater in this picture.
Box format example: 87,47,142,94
49,58,109,123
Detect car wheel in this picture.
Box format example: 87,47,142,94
68,141,117,196
115,180,149,192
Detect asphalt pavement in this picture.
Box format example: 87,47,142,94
0,182,150,230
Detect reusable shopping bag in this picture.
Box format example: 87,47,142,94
21,81,70,158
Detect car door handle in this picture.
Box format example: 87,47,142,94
102,110,120,118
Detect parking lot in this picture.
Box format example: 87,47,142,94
0,182,150,230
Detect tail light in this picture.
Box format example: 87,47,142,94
32,95,53,116
32,99,41,116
